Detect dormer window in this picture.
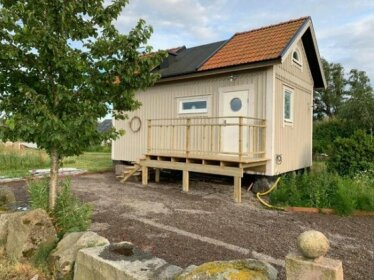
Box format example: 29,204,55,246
292,48,302,68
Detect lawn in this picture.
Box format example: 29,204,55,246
0,144,112,178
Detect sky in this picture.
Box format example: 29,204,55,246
112,0,374,86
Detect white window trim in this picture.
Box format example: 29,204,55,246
292,47,303,69
178,96,208,114
283,86,294,125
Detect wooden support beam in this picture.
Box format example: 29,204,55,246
234,177,242,203
147,120,152,153
155,168,160,183
142,159,243,177
239,116,243,162
142,166,148,186
183,170,189,192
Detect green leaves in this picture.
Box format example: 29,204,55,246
0,0,166,159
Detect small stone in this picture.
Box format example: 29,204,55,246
297,230,330,259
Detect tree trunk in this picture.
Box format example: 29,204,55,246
49,149,59,210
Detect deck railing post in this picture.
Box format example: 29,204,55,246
239,116,243,161
262,120,266,158
186,118,191,157
147,119,152,153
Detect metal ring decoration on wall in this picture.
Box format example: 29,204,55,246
129,116,142,133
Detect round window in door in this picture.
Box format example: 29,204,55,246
230,97,242,112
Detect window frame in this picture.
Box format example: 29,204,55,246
292,47,303,69
178,96,209,114
283,86,294,124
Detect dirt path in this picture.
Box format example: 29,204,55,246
64,172,373,280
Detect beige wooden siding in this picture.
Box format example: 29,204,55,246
113,70,268,162
273,39,314,174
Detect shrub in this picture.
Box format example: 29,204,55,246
327,130,374,176
313,119,354,155
270,172,339,209
53,180,92,237
333,179,357,215
28,179,49,211
270,171,374,215
28,179,92,237
31,240,58,268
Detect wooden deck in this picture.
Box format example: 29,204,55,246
137,116,268,203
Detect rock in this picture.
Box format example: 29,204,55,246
252,178,274,194
49,231,109,280
0,187,16,209
154,264,184,279
6,209,57,261
297,230,330,259
74,242,182,280
177,259,278,280
0,212,23,255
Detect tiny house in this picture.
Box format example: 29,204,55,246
112,16,326,202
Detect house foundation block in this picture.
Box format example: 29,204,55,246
285,255,343,280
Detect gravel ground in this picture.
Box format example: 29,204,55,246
6,172,374,279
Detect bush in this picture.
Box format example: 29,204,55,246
28,179,49,210
53,180,92,237
313,119,354,155
270,172,339,209
28,179,92,237
327,130,374,176
270,171,374,215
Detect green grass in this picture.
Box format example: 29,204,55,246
0,144,112,178
62,152,112,173
0,144,50,178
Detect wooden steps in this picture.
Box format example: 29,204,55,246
117,164,142,183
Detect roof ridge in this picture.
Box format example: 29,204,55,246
235,16,310,36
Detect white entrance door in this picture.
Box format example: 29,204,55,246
221,90,249,154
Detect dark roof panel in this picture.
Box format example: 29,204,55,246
159,40,227,78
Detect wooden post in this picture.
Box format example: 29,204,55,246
238,117,243,161
147,120,152,153
262,120,266,158
183,170,189,192
171,125,175,153
210,123,214,152
155,168,160,183
142,166,148,186
234,176,241,203
186,118,191,158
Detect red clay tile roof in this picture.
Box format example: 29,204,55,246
199,17,309,71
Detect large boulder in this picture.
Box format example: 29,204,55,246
0,187,16,209
49,231,110,280
177,259,278,280
0,212,23,255
6,208,57,261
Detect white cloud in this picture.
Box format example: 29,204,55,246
110,0,374,84
319,15,374,84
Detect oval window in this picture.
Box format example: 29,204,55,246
230,98,242,112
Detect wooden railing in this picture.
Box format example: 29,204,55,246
147,116,266,161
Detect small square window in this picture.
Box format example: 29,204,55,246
283,88,293,123
178,97,208,114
